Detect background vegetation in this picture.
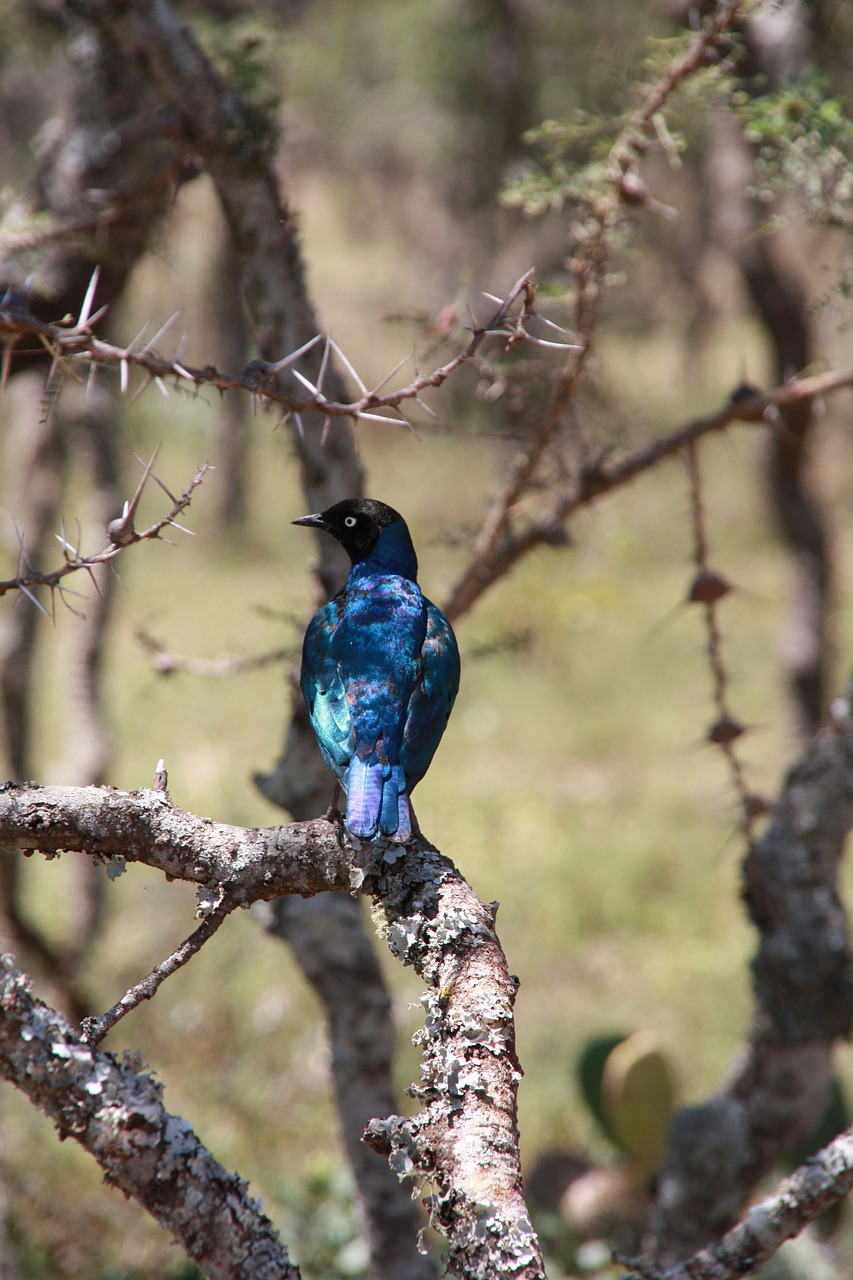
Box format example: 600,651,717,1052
2,0,853,1276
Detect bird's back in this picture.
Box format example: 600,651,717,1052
301,574,458,840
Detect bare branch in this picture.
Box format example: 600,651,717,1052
135,627,296,677
443,371,853,620
80,890,237,1046
622,1125,853,1280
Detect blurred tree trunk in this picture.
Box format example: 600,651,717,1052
441,0,535,276
667,0,831,747
706,109,828,740
60,4,434,1275
209,222,251,529
0,2,186,1016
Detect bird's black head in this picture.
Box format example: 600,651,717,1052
293,498,411,569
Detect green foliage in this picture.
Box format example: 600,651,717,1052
500,23,733,221
501,113,622,217
735,73,853,227
576,1032,677,1178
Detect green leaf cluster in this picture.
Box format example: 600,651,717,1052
735,73,853,228
499,111,619,216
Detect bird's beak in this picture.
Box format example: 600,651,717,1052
292,512,327,529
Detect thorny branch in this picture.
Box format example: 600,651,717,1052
449,0,748,621
0,269,550,433
684,440,760,844
5,264,853,621
0,455,211,609
443,367,853,620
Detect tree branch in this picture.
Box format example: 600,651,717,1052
649,681,853,1262
0,956,299,1280
445,0,749,623
443,368,853,620
0,459,211,604
623,1125,853,1280
0,782,546,1279
0,268,543,431
80,890,238,1046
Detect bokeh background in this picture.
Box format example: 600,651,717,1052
2,0,853,1275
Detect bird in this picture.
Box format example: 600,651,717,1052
293,498,460,842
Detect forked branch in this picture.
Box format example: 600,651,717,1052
0,783,546,1280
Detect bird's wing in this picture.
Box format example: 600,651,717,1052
300,597,354,773
400,600,460,789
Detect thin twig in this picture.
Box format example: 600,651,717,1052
684,440,758,841
80,892,237,1046
135,626,296,676
0,463,211,603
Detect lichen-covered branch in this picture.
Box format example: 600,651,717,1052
624,1125,853,1280
364,852,543,1279
0,783,353,902
0,956,299,1280
0,781,546,1278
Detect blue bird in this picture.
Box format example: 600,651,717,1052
293,498,460,842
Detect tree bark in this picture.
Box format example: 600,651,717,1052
0,955,299,1280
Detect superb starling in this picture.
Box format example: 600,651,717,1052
294,498,460,841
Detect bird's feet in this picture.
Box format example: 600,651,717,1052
324,785,347,845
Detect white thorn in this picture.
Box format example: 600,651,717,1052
142,311,182,355
356,411,409,427
329,338,369,394
78,266,101,329
370,350,414,396
267,334,323,374
20,583,50,617
291,367,321,397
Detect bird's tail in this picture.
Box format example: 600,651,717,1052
347,756,411,841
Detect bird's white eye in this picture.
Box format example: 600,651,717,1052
344,516,357,528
